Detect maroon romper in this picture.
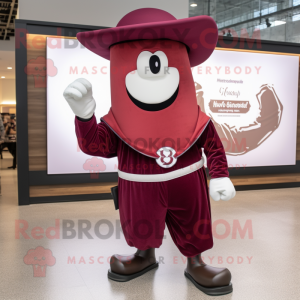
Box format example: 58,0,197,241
75,115,229,257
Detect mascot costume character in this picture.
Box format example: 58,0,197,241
63,8,236,296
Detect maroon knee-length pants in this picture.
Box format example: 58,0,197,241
119,167,213,257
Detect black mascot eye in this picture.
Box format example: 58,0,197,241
149,55,161,74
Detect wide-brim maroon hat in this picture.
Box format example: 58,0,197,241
77,8,218,67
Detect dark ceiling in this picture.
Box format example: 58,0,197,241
0,0,18,41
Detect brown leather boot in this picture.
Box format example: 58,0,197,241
184,254,233,296
108,248,158,282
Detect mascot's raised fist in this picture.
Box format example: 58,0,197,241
63,78,96,119
209,177,236,201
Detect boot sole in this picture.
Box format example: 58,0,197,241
184,270,233,296
108,262,159,282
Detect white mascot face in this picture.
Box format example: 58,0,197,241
125,51,180,108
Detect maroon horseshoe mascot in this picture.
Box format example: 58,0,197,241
63,8,236,296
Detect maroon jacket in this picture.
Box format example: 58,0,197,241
75,115,229,178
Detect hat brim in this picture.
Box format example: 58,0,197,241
77,15,218,67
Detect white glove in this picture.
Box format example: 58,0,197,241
63,78,96,119
209,177,236,201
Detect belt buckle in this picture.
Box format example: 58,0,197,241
156,147,177,168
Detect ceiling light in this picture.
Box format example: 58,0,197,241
274,20,286,26
7,67,12,69
190,3,197,7
1,76,5,78
2,101,16,105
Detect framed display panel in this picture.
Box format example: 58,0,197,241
15,20,300,205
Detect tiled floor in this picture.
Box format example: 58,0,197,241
1,151,300,300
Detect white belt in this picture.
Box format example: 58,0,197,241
118,157,204,183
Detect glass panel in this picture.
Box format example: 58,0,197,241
261,8,269,16
189,0,300,43
293,0,300,6
269,6,277,14
254,10,260,18
292,14,300,21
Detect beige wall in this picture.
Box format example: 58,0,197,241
19,0,188,27
0,78,16,113
0,79,16,105
0,37,15,52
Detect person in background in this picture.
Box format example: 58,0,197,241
0,116,4,142
0,115,5,159
3,114,10,126
5,115,17,169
